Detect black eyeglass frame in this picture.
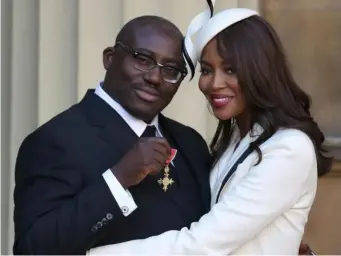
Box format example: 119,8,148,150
115,41,188,84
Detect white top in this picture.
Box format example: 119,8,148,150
95,83,163,217
88,125,318,255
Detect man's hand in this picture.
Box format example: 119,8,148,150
111,137,171,188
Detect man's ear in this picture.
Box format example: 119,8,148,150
103,47,115,70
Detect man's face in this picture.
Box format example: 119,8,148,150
103,27,186,122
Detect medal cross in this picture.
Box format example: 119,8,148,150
158,165,174,192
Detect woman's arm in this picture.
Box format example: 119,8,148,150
88,132,316,255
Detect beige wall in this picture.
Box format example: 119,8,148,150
1,0,259,254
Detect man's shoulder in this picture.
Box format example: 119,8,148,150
23,102,85,146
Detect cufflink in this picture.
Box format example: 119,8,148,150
121,206,129,214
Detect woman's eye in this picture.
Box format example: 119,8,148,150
200,67,211,75
224,67,236,75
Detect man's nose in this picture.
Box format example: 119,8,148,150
144,66,162,85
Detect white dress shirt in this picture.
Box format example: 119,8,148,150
88,125,318,255
95,83,164,217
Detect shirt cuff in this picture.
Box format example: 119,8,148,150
102,169,137,216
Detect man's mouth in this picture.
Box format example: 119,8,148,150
135,88,160,103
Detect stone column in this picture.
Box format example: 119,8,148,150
38,0,78,125
1,0,13,253
7,0,40,251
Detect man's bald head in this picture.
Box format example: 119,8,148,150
115,15,184,46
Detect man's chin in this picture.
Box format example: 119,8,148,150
127,105,161,123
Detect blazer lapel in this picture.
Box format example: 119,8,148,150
212,124,264,203
209,129,239,205
159,115,211,214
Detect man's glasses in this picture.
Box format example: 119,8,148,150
115,41,187,84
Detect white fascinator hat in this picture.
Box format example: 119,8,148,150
183,0,259,79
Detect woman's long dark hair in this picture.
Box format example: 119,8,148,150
210,15,332,176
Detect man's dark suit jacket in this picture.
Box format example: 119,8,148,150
13,90,212,255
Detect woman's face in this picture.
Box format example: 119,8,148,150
199,38,246,121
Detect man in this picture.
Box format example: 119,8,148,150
13,16,212,255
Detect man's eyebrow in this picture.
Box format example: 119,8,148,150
134,47,153,54
162,57,183,67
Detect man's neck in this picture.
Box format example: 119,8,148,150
94,82,160,136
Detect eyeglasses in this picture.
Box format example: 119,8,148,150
115,41,187,84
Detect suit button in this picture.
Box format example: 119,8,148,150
106,213,113,220
91,226,97,233
96,221,103,229
121,206,129,214
102,217,108,225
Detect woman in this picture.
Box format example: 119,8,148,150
88,6,331,255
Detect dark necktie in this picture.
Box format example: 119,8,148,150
141,125,156,138
139,125,159,183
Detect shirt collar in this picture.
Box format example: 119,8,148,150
94,82,162,137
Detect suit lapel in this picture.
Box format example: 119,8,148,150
80,90,138,160
160,115,211,213
100,118,138,156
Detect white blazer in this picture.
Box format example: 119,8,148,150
88,125,318,255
